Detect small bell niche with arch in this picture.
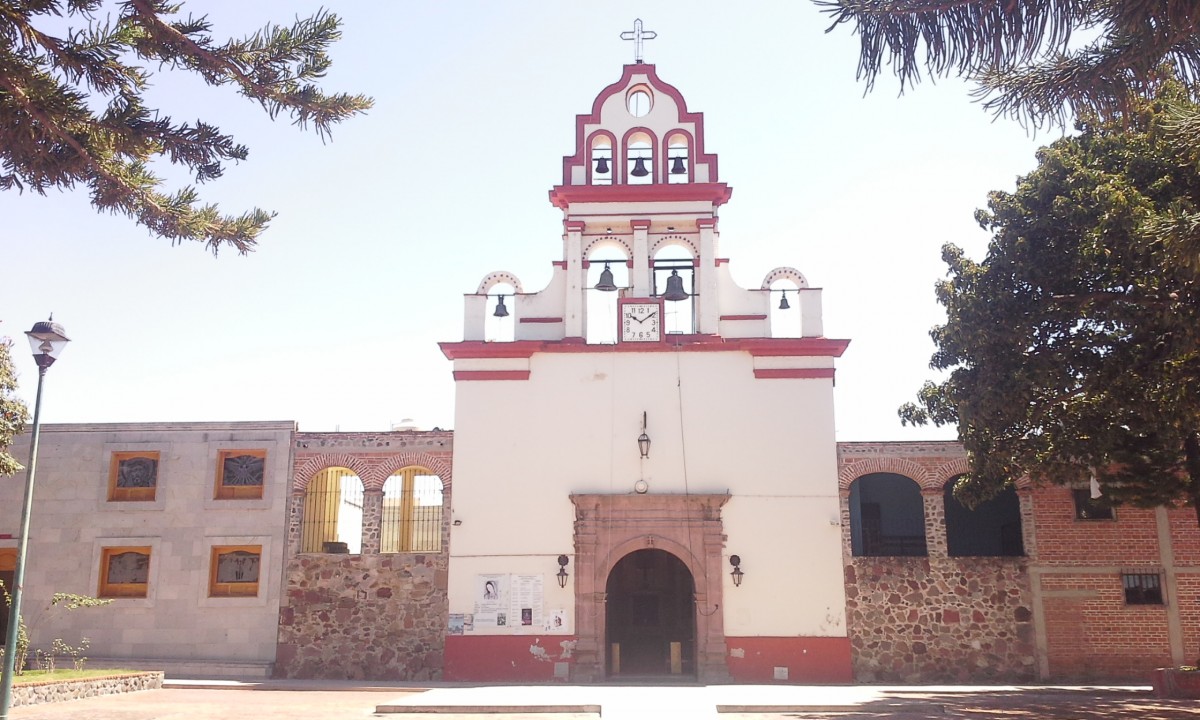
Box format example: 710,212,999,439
665,131,690,184
768,278,802,338
463,271,524,342
761,267,823,339
653,244,696,335
586,245,631,344
589,132,615,186
625,130,655,186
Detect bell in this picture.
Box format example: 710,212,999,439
779,290,791,310
595,262,618,292
630,156,650,177
670,155,686,175
662,270,689,302
493,295,509,318
595,156,610,174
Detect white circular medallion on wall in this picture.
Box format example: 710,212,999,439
634,479,649,494
626,86,652,117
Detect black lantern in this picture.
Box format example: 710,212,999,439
729,555,744,587
556,555,570,588
638,411,651,459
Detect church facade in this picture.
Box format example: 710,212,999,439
3,62,1198,684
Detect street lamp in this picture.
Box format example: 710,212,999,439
0,318,69,720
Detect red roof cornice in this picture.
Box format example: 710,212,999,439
548,182,732,210
440,336,849,361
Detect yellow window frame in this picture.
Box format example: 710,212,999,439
208,545,262,597
214,449,266,500
98,546,151,598
108,451,159,502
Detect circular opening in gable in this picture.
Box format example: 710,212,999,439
626,88,652,118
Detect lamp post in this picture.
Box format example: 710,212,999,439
0,319,69,720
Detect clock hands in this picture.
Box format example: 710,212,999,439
630,311,657,324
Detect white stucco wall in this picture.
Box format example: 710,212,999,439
0,421,293,666
447,349,846,637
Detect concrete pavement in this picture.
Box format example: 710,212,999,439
8,680,1200,719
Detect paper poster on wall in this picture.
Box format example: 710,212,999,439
448,614,464,635
544,608,568,634
473,574,509,628
510,574,544,634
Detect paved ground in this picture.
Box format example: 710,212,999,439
8,680,1200,720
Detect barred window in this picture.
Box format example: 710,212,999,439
301,467,364,553
381,466,443,553
1122,572,1164,605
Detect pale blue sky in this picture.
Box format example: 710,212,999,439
1,2,1054,440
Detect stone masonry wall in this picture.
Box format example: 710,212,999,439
845,557,1036,682
275,552,448,680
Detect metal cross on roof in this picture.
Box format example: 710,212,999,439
620,19,657,64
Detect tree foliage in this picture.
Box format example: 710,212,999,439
900,84,1200,518
0,1,372,254
818,1,1200,272
0,338,30,479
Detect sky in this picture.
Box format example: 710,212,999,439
1,2,1059,441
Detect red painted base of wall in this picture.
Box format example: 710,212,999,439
443,635,577,682
724,637,853,683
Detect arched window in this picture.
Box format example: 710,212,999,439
943,477,1024,557
590,134,614,186
849,473,927,556
381,466,444,553
653,244,695,335
666,132,689,184
625,131,654,185
301,467,364,554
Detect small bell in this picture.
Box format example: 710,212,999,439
493,295,509,318
630,156,650,177
779,290,791,310
595,262,618,292
595,156,610,175
670,156,686,175
662,270,689,302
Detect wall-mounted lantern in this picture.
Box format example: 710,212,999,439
638,411,651,459
556,555,570,588
729,554,744,587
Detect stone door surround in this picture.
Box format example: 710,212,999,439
569,493,731,682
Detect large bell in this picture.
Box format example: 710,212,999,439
630,156,650,177
779,290,791,310
670,156,686,175
595,156,610,174
595,262,618,292
493,295,509,318
662,270,689,302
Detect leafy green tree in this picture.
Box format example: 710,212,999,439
0,1,372,254
900,84,1200,523
0,339,29,479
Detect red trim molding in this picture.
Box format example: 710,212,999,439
630,219,652,230
551,260,567,269
696,217,717,229
441,337,849,360
549,183,732,210
452,370,531,382
715,258,730,266
518,317,563,324
564,220,586,232
753,368,836,380
720,314,767,321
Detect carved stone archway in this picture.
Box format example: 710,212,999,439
569,493,731,683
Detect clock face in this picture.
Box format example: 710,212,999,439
621,302,661,342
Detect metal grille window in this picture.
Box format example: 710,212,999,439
381,466,443,553
301,467,364,554
1122,571,1164,605
1073,489,1114,520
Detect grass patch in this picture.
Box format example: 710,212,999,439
13,668,144,685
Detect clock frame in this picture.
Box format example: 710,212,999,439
618,298,664,343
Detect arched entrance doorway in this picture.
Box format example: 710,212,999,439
605,549,696,677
